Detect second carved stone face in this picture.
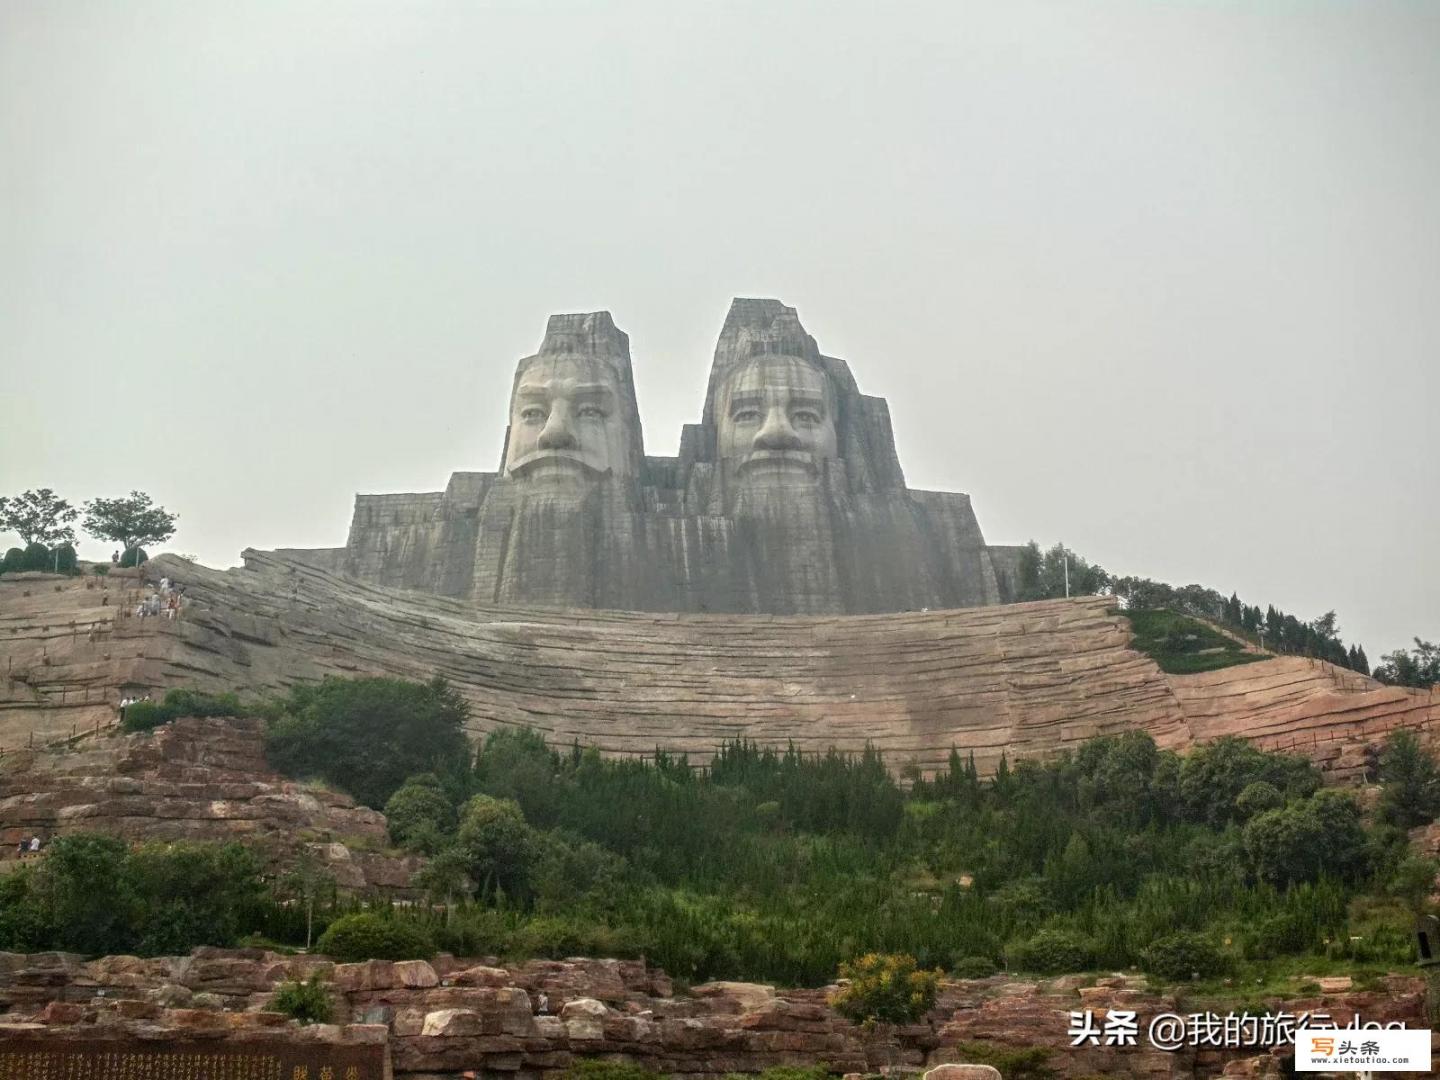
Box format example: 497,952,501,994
717,354,838,484
504,354,634,487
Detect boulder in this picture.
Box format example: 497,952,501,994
39,1001,88,1025
560,996,609,1040
421,1008,485,1037
393,960,439,988
924,1068,1003,1080
332,960,396,992
691,980,777,1012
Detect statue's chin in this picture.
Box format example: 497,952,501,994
735,451,820,486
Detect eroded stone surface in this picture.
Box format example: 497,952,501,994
0,715,420,892
2,560,1434,778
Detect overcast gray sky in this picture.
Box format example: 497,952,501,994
2,1,1436,659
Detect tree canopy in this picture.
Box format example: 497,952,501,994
263,676,471,809
0,488,78,547
82,491,177,552
1373,639,1440,689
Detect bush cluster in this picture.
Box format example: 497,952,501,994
122,689,243,733
0,543,78,575
829,953,940,1025
0,836,263,956
314,913,434,962
269,974,333,1024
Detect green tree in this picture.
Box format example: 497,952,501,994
126,841,265,955
0,488,78,547
1373,640,1440,689
1242,791,1367,888
1177,737,1319,827
455,795,538,902
264,676,471,808
384,774,457,853
276,847,336,951
1015,541,1109,601
413,846,474,922
82,491,178,553
1376,730,1440,828
31,834,136,954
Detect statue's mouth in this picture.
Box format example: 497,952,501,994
736,450,819,480
508,450,606,481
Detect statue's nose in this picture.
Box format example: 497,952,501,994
538,405,579,450
753,407,802,452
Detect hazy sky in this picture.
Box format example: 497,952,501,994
2,1,1436,659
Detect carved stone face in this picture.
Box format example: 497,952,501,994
504,355,633,487
717,354,838,484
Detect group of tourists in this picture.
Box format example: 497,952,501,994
118,694,152,722
133,576,184,620
14,836,43,856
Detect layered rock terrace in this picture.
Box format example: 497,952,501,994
2,556,1434,779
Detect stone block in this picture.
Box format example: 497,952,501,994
393,960,440,988
422,1008,484,1037
333,960,397,992
39,1001,87,1025
923,1068,1002,1080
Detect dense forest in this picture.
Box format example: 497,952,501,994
5,678,1436,993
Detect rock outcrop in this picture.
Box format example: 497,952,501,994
0,715,420,893
2,559,1435,777
0,948,1427,1078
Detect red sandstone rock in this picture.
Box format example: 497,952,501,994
924,1066,1002,1080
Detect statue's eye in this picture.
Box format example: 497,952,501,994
576,404,607,420
732,409,761,424
520,406,547,423
792,410,821,426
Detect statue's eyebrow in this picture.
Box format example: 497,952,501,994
787,391,826,411
727,391,766,410
515,381,615,399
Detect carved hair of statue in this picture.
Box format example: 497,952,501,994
500,312,645,489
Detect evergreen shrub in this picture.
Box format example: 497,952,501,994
270,973,333,1024
314,913,434,962
829,952,940,1025
1140,931,1229,981
1007,929,1094,974
951,955,999,979
121,689,243,733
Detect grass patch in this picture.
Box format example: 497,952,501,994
1119,609,1270,675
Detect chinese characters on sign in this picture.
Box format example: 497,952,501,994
0,1038,384,1080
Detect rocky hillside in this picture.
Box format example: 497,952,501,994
1,554,1434,779
0,715,419,893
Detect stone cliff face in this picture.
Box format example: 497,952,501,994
2,557,1434,780
0,714,420,893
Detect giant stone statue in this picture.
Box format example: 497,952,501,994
291,299,1023,613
